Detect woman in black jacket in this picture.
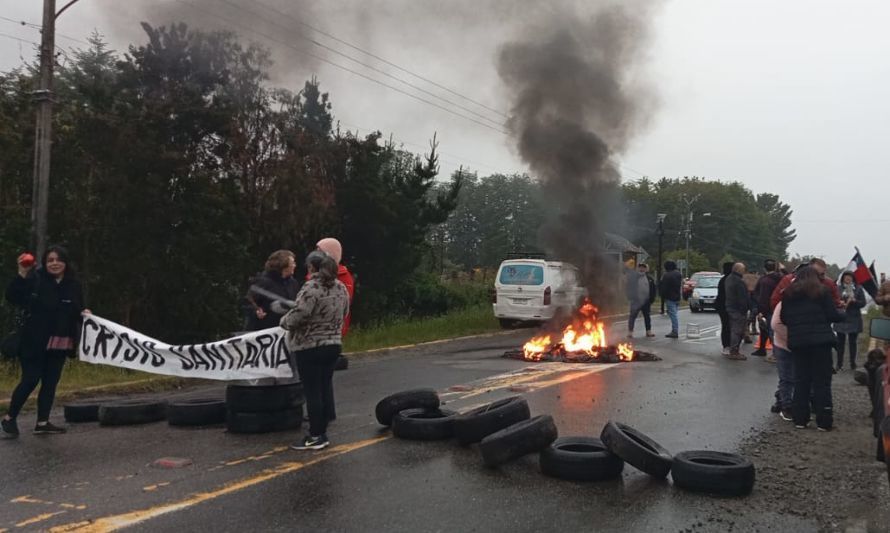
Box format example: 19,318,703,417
781,266,845,431
245,250,300,331
1,245,85,437
834,271,866,371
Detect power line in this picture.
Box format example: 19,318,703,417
175,0,509,135
0,31,38,46
218,0,506,131
250,0,509,120
0,15,89,45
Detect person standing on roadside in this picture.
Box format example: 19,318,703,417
834,271,866,371
2,246,86,438
715,262,734,356
315,238,355,337
770,301,794,421
659,261,683,339
626,262,656,339
753,259,784,358
282,252,350,451
875,275,890,318
770,257,842,311
725,263,751,360
245,250,300,331
781,266,845,431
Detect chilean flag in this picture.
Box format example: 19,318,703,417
849,249,879,299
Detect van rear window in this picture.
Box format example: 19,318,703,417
499,264,544,286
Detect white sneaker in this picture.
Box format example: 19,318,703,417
721,347,730,356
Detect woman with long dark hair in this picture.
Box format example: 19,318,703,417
834,271,866,371
1,245,85,437
781,266,844,431
280,251,349,450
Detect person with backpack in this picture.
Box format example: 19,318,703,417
1,246,86,438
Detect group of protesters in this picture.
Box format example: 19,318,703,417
716,256,889,432
1,237,354,452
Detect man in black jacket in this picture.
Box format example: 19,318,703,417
715,262,734,356
725,262,751,360
659,261,683,338
752,259,783,357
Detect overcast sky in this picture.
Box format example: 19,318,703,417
1,0,888,275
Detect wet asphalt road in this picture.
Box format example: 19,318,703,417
0,309,793,532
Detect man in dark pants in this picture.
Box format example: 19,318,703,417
753,259,783,358
725,262,751,360
715,262,734,356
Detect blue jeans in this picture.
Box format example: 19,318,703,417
666,300,679,334
774,346,793,409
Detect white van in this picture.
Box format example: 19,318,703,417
493,259,587,328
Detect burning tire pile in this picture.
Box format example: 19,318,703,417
376,389,756,497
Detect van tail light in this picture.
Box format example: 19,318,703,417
543,286,551,305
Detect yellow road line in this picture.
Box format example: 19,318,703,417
49,436,389,533
11,495,53,505
16,511,67,527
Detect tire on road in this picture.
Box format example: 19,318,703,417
479,415,558,468
375,389,440,427
600,421,673,478
168,398,227,427
64,401,104,423
670,450,755,496
540,436,625,482
335,355,349,371
453,396,531,445
226,406,303,434
225,382,304,413
99,400,168,426
391,408,458,440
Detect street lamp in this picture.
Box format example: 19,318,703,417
656,213,666,314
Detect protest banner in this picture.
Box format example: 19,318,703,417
79,314,293,380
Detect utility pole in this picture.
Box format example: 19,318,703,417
656,213,666,314
31,0,57,259
681,194,700,279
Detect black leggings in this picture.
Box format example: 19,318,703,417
835,332,859,369
7,350,67,421
718,311,730,348
294,345,340,437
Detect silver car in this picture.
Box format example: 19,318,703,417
689,275,722,312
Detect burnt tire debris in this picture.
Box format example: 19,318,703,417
391,408,458,441
168,398,227,427
600,421,673,479
375,389,440,427
98,400,168,426
540,436,624,482
453,396,531,446
670,450,756,496
479,415,559,468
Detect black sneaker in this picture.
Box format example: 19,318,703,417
291,435,330,451
665,332,679,339
33,422,66,435
817,425,832,432
751,349,767,357
1,417,19,438
770,403,781,413
780,410,793,422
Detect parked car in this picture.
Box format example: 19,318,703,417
492,259,587,328
688,275,722,312
682,271,720,300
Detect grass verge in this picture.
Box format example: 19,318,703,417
0,304,501,410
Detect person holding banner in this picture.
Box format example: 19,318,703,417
281,251,349,451
834,271,866,371
245,250,300,331
2,246,85,438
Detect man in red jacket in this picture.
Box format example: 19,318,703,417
770,257,841,312
315,238,355,336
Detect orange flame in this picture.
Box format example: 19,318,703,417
521,299,633,360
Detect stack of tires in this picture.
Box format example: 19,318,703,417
64,398,169,426
225,382,304,434
375,389,755,497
